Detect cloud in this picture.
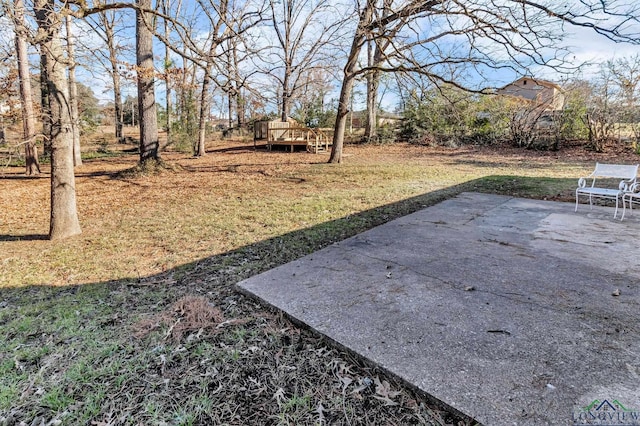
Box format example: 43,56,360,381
566,26,638,62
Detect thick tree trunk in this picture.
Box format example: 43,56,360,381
329,0,374,163
15,0,41,175
329,74,356,163
65,15,82,166
34,0,81,240
136,0,160,164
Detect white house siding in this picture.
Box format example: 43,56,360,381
497,78,565,111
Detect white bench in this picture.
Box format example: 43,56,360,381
622,182,640,220
575,163,639,218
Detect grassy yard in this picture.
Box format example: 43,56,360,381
0,137,634,425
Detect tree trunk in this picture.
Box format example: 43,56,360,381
281,69,290,122
329,74,356,163
196,63,211,156
34,0,81,240
164,51,172,148
228,91,234,130
231,47,244,128
39,55,52,154
15,0,41,175
136,0,160,164
65,15,82,166
329,0,374,163
235,90,244,128
103,12,124,143
162,0,172,147
113,68,123,143
364,39,377,140
178,60,197,137
364,0,390,142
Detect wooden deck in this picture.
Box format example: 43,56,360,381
254,121,333,153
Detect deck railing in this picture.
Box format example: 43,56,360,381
254,121,333,153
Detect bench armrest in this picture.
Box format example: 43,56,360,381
627,182,640,193
577,177,587,188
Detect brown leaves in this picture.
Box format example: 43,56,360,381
332,359,402,406
372,376,402,406
132,295,224,341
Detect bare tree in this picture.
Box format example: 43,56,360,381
328,0,640,163
175,57,198,141
195,0,230,156
509,102,547,148
34,0,81,239
224,36,244,129
82,8,128,144
364,0,393,141
606,54,640,148
290,69,334,126
150,0,263,155
265,0,346,122
583,67,617,152
13,0,41,175
217,22,264,131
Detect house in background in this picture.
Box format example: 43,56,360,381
497,77,565,111
350,111,403,129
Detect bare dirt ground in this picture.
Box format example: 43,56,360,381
0,128,637,425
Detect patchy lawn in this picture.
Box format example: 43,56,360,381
0,135,636,425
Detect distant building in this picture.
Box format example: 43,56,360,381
350,111,403,128
497,77,565,111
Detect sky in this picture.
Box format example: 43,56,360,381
562,25,639,76
6,1,637,115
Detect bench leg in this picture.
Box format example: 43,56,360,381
622,196,635,220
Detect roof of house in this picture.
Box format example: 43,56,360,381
499,77,563,92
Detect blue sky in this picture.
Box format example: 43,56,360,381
62,1,640,115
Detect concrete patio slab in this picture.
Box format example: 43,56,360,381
237,192,640,425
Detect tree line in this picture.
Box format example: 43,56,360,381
0,0,639,239
398,55,640,152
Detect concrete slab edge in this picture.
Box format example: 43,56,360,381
235,283,481,425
